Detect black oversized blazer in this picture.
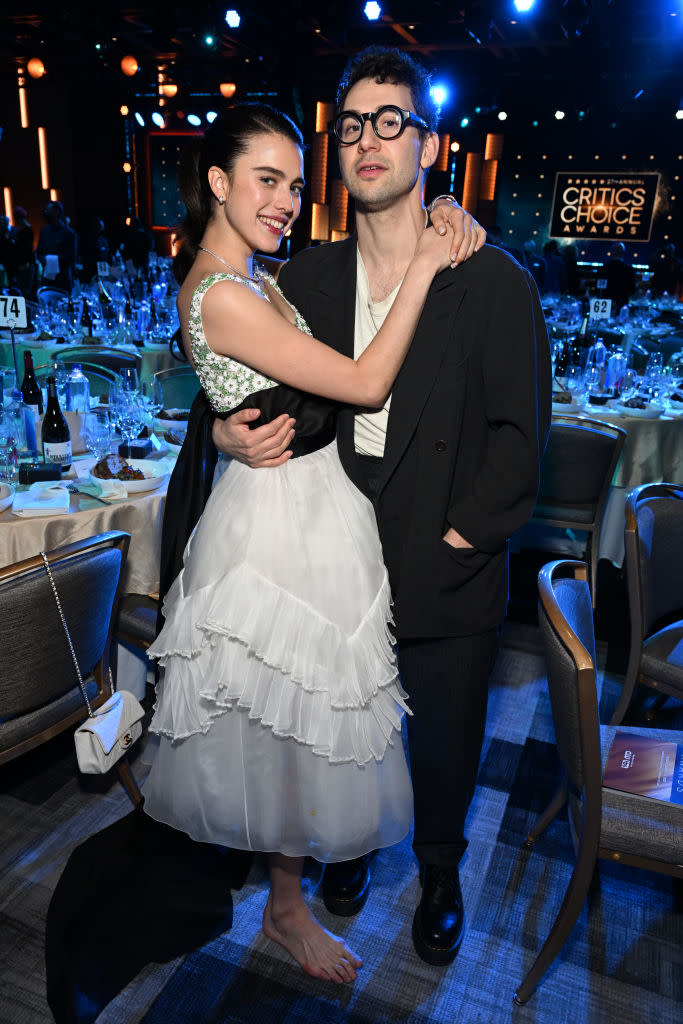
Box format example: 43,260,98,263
278,238,552,639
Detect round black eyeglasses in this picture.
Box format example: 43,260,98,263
331,105,429,145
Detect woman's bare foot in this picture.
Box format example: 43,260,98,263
263,895,362,984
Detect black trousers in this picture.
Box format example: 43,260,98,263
357,453,499,868
397,631,498,867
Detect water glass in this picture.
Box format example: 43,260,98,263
118,392,145,445
82,409,114,461
140,378,164,423
0,410,18,482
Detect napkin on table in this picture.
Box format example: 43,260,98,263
93,478,129,500
12,482,70,517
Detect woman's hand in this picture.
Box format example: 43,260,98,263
413,219,464,276
429,199,486,267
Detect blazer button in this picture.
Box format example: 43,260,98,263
434,440,448,453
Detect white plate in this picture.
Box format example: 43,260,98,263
552,398,581,413
614,402,662,419
156,414,189,433
89,458,168,493
0,483,15,512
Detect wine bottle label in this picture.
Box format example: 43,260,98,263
43,441,72,466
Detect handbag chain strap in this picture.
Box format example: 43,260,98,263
40,551,114,719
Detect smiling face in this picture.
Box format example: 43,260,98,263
337,78,438,213
210,131,305,255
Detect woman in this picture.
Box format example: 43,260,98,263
144,104,455,984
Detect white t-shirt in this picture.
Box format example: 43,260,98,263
353,249,403,457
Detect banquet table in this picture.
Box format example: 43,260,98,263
0,331,178,384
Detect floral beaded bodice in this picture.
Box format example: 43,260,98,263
189,268,313,413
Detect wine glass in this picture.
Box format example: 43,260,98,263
118,367,140,395
82,409,114,462
117,391,145,448
140,378,164,430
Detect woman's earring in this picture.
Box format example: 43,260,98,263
218,196,225,205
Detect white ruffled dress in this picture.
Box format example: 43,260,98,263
143,271,413,862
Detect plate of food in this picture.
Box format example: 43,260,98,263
156,408,189,433
90,455,169,492
614,398,662,419
157,428,185,454
0,482,15,513
552,391,581,413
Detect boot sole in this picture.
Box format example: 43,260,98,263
322,867,371,917
411,907,463,966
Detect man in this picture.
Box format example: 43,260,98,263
601,241,636,312
36,201,78,293
172,46,550,966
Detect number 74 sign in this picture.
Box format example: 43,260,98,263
0,295,27,329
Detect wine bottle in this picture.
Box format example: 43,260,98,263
21,349,43,417
42,376,72,472
80,299,93,335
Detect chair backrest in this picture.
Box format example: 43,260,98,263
0,532,129,718
537,560,600,796
60,347,141,375
538,415,626,511
626,483,683,637
153,365,201,410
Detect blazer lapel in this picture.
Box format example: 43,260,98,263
379,273,467,492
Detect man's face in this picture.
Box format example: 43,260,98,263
337,78,436,212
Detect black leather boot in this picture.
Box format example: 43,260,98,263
412,865,464,966
321,854,372,916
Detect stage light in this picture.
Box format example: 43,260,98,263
220,82,237,98
225,9,241,28
123,162,132,173
514,0,536,11
450,141,460,152
160,83,178,98
676,109,683,120
205,35,215,46
206,111,218,123
532,119,539,126
187,114,202,126
364,2,381,21
120,105,129,116
555,110,565,120
430,84,449,108
460,117,470,128
151,112,165,128
27,58,46,79
134,112,145,127
498,111,508,120
121,55,138,77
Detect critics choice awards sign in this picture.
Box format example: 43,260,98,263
550,172,659,241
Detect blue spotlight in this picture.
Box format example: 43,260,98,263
134,112,145,127
206,111,218,123
460,116,470,128
225,9,241,28
204,35,215,46
430,84,449,109
513,0,536,11
187,114,202,127
364,2,381,21
151,112,165,128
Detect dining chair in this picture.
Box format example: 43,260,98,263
114,593,159,652
609,483,683,725
529,414,626,607
59,346,141,376
153,364,201,411
0,531,143,806
514,558,683,1005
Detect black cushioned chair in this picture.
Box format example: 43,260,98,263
610,483,683,725
59,346,141,376
514,559,683,1005
153,365,201,412
0,531,142,805
530,415,626,607
115,594,159,652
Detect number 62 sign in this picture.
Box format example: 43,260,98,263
589,297,612,321
0,295,27,329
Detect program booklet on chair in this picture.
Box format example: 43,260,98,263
603,731,683,805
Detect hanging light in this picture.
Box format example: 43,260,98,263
27,58,46,79
160,83,178,98
219,82,237,98
120,55,138,77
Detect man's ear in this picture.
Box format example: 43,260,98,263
420,132,440,171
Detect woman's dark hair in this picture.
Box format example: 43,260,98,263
335,46,440,134
173,103,303,284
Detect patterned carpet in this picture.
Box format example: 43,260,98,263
1,623,681,1024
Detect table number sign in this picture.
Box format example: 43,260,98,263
589,297,612,320
0,295,27,329
97,262,111,278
